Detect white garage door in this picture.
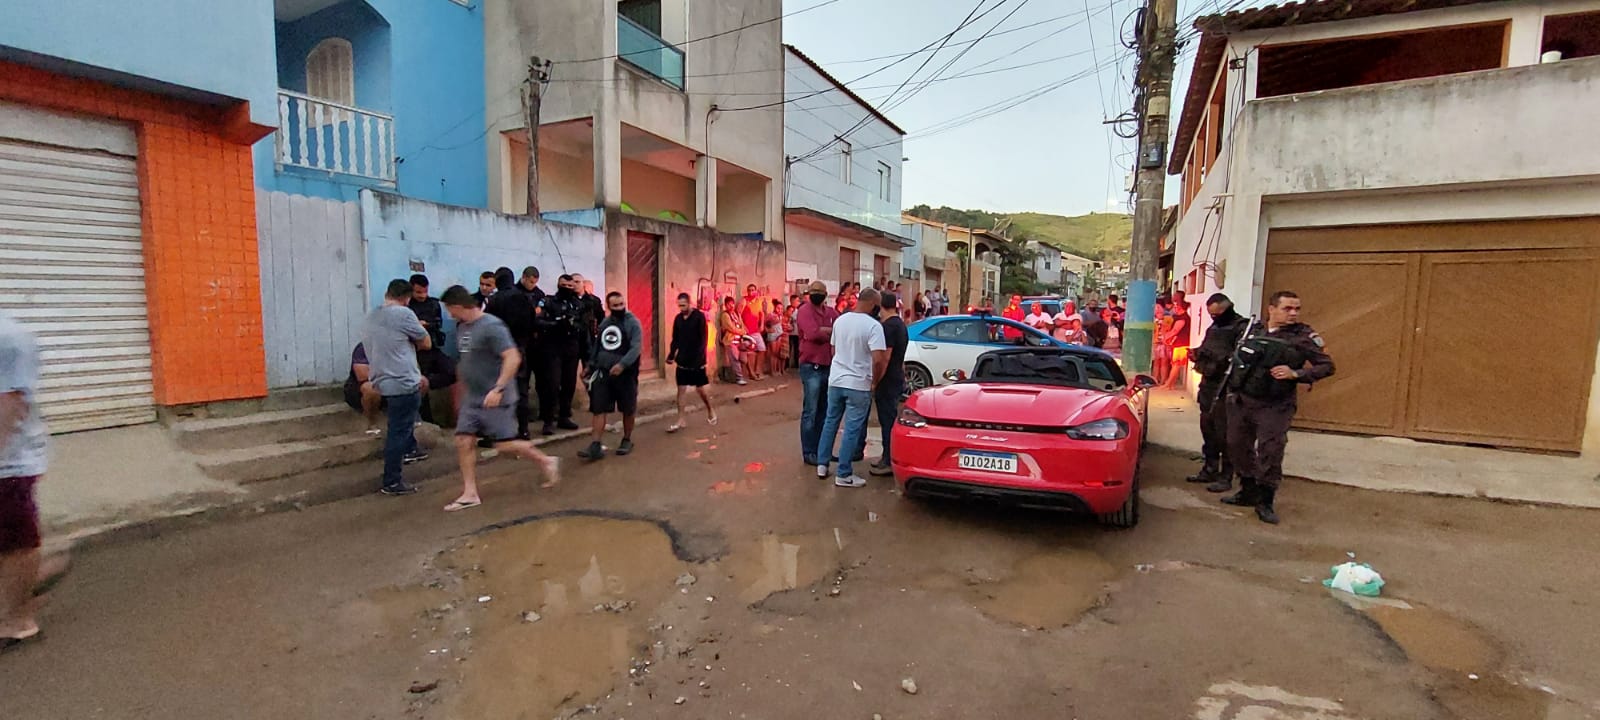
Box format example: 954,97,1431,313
0,102,155,433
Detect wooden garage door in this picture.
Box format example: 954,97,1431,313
1266,218,1600,452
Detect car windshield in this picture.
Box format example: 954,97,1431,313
972,351,1126,392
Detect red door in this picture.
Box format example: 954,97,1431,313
626,232,660,371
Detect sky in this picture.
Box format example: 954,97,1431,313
783,0,1215,217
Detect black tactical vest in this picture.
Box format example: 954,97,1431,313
1228,333,1305,402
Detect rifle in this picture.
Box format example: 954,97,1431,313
1212,315,1258,405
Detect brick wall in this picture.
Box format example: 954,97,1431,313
0,62,271,405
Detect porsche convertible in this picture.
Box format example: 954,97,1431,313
890,347,1155,528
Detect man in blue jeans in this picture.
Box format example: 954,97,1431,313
816,288,889,488
795,281,839,465
363,278,432,495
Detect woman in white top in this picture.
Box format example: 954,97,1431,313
1052,301,1084,344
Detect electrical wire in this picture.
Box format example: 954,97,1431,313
552,0,845,65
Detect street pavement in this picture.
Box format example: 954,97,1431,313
4,385,1600,719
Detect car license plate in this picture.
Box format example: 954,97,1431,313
958,450,1018,474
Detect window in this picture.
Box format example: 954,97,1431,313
838,141,852,183
927,319,985,342
306,38,355,106
877,162,891,201
1044,259,1052,270
619,0,663,36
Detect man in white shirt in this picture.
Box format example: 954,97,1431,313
1023,301,1053,334
815,288,889,488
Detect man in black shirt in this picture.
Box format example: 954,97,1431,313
485,267,537,438
408,274,446,348
538,275,587,434
868,292,910,477
471,271,496,309
666,292,716,432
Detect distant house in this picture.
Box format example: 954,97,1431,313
1027,241,1064,289
1169,0,1600,456
782,45,912,298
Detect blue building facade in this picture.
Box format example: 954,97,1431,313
254,0,488,208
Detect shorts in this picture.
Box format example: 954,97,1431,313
1172,346,1190,364
455,402,518,441
590,371,640,415
676,366,710,388
745,334,767,353
0,476,41,554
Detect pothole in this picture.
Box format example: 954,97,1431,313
966,549,1119,629
1357,602,1553,719
719,530,842,605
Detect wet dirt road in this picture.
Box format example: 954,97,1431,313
5,387,1600,720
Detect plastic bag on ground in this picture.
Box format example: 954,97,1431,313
1323,561,1385,597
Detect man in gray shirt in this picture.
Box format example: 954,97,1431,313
439,286,559,513
363,279,432,495
1,312,48,648
578,292,644,461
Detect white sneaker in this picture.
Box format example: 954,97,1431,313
816,464,829,479
834,475,867,488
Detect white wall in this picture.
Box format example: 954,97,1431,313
360,190,607,315
783,47,906,237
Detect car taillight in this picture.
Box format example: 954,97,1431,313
1065,418,1128,440
897,407,928,428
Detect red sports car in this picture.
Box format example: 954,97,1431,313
891,347,1156,528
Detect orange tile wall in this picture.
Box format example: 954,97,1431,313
0,62,270,405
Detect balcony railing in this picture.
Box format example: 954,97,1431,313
274,90,395,183
617,15,685,89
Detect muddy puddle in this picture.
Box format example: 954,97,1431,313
1360,603,1552,719
965,549,1119,629
718,530,843,604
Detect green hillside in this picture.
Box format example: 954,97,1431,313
904,205,1132,262
1007,212,1132,262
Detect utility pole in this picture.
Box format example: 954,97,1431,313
522,55,553,218
1125,0,1178,375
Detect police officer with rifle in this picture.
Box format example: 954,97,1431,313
1222,290,1335,524
1186,293,1251,493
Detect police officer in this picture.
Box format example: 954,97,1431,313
485,267,537,439
1222,290,1334,524
536,275,587,434
1187,293,1250,492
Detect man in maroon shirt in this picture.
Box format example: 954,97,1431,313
797,280,840,465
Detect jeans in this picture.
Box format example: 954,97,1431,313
799,363,830,462
381,391,421,489
817,386,872,478
873,380,903,465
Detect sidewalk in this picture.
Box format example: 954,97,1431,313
38,375,792,546
1145,390,1600,509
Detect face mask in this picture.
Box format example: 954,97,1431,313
809,293,826,305
610,309,626,319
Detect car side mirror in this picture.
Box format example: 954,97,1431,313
943,369,968,382
1133,374,1158,390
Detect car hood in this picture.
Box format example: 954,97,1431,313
916,382,1122,427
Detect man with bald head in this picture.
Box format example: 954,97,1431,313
815,287,888,489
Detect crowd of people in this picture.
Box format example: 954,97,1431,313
352,266,648,511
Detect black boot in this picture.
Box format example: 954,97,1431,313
1184,460,1218,484
1204,473,1233,493
1255,486,1279,525
1221,477,1259,506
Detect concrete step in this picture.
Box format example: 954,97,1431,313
195,432,381,485
173,403,368,452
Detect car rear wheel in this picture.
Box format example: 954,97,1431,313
904,364,933,394
1098,474,1140,529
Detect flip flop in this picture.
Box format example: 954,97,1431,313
667,422,686,433
707,416,719,426
539,458,561,489
0,631,41,655
443,499,481,513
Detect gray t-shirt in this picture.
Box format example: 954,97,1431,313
0,314,48,478
456,313,517,407
361,304,427,396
